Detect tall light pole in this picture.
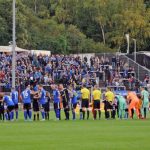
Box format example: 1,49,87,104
133,39,137,62
125,33,130,54
12,0,16,89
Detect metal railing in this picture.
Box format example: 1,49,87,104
119,54,150,82
95,53,150,82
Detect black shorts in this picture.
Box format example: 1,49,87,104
81,99,89,108
0,105,4,113
23,103,31,110
93,100,100,109
62,101,69,109
104,101,113,110
54,102,60,110
14,104,18,109
33,101,39,112
7,105,14,112
45,102,50,112
72,103,77,109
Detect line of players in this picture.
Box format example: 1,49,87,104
0,83,149,121
0,83,79,121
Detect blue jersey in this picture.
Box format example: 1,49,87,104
39,89,46,104
11,91,18,104
3,96,14,106
33,85,38,92
21,89,31,104
53,89,60,103
72,90,78,104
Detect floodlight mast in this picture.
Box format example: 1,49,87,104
125,33,130,54
12,0,16,89
133,39,137,62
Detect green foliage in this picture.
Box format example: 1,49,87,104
0,0,150,53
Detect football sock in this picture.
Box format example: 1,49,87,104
94,110,96,119
41,111,45,119
98,110,101,119
45,112,47,120
16,111,18,120
54,109,57,118
87,110,89,120
80,109,82,120
56,109,59,119
11,111,14,120
29,110,32,119
2,113,4,121
37,113,39,120
59,109,61,120
72,111,75,120
47,113,49,120
64,109,67,119
66,110,69,120
33,114,36,121
144,108,147,118
82,111,85,120
5,112,8,120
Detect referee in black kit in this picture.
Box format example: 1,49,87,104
58,84,70,120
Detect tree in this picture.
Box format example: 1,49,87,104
0,0,149,53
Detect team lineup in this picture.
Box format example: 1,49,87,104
0,82,149,122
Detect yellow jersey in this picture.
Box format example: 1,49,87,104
81,88,90,100
93,90,101,100
105,91,114,102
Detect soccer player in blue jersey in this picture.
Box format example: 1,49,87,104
51,84,61,120
2,94,15,121
69,86,78,120
11,88,19,120
38,84,46,121
70,86,78,120
21,83,35,121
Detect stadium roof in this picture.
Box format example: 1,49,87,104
137,51,150,57
0,46,29,53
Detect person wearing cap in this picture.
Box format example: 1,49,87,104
80,84,90,120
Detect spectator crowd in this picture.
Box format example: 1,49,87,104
1,52,149,93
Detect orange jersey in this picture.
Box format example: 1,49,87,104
138,99,142,109
127,92,140,118
127,92,139,102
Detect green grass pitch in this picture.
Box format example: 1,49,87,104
0,112,150,150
